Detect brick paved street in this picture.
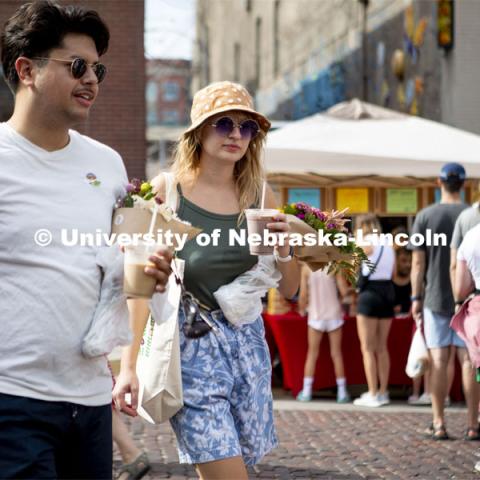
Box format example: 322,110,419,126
114,400,480,479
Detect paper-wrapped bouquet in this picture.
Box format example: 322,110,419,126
281,202,369,283
112,178,200,249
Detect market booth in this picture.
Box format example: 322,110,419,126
265,99,480,225
262,100,480,398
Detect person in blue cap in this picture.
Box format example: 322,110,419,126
409,162,480,441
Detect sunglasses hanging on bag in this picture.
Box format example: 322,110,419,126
171,264,217,339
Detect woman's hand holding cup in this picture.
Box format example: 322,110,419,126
267,212,291,257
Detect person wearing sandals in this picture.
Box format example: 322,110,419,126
0,3,172,479
409,163,477,441
353,214,396,408
451,222,480,443
113,81,300,479
296,264,351,403
113,409,150,480
108,362,151,480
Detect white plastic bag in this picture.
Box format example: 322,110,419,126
214,256,281,326
405,328,429,379
82,246,131,358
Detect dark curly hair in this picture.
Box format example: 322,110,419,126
1,0,109,92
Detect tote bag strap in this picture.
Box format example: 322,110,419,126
163,172,178,212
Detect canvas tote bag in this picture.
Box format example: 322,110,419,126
137,172,184,423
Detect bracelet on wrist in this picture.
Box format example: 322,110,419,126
274,246,294,263
410,295,423,302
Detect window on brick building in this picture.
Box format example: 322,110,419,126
162,110,180,125
146,82,158,103
163,82,180,102
147,111,158,127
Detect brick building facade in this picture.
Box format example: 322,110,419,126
0,0,146,178
146,59,191,127
194,0,480,135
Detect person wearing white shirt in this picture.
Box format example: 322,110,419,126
0,3,171,478
353,215,396,408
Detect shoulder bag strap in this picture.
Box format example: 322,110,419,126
365,245,384,280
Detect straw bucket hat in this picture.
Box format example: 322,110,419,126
185,81,271,134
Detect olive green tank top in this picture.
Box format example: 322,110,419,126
176,184,258,310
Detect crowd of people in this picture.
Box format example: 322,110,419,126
1,2,480,479
294,162,480,454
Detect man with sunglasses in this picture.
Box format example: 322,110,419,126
0,2,171,479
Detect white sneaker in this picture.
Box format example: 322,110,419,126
353,392,381,407
408,392,431,405
407,394,419,404
377,392,390,406
474,460,480,473
296,389,312,402
418,393,432,405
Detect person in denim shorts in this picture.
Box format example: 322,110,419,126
409,163,479,441
114,81,300,479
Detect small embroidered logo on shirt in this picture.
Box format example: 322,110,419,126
86,172,101,187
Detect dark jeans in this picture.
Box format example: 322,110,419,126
0,392,112,479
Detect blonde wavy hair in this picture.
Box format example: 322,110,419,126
171,116,267,223
356,214,382,235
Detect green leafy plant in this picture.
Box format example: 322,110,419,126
115,178,156,208
281,202,371,285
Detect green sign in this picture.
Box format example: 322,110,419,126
386,189,417,214
288,188,321,208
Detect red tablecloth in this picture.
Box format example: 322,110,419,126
263,311,463,399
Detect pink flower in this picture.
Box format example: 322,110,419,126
313,209,327,221
295,202,312,214
130,178,142,194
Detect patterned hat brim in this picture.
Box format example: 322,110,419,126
185,104,271,135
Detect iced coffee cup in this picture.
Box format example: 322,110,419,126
245,208,279,255
123,241,159,298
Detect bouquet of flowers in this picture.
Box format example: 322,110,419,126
112,178,201,249
117,178,156,207
280,202,370,284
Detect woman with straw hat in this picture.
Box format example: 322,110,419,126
114,81,300,478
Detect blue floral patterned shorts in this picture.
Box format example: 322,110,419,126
169,308,278,465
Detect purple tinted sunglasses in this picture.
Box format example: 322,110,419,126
210,116,260,140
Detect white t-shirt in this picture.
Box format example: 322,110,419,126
361,234,395,280
0,123,128,406
457,223,480,289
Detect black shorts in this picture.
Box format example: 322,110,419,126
357,280,395,318
0,392,112,479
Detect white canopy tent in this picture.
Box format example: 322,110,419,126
264,99,480,186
